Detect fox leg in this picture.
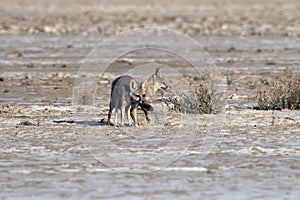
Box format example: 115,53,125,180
133,109,138,126
130,108,138,126
107,111,112,125
120,105,126,126
142,107,150,123
107,102,112,125
126,105,132,126
130,111,135,124
114,110,118,127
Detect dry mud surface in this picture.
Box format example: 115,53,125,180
1,0,300,199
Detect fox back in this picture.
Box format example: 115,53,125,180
110,75,137,111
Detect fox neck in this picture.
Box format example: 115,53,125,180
147,82,161,96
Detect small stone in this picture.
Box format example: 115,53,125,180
18,121,35,126
228,47,236,52
57,72,65,78
27,63,34,68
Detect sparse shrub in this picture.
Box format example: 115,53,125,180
257,70,300,110
165,82,214,114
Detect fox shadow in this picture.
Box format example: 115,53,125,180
53,118,114,126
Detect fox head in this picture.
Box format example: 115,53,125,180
133,68,170,103
149,68,169,93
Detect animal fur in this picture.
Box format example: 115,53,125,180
107,68,169,126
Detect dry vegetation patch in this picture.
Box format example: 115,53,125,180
165,82,214,114
257,70,300,110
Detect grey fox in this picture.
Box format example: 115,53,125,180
107,68,169,126
107,75,140,126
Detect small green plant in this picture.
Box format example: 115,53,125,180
257,70,300,110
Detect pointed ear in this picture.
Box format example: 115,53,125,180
147,74,155,82
141,79,148,89
155,68,161,77
130,79,137,90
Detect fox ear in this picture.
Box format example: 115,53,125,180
155,68,161,77
130,80,137,90
147,74,155,82
141,79,148,89
151,74,155,81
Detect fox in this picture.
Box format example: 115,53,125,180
107,68,169,126
131,68,169,123
107,75,140,126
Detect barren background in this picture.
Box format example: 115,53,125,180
0,0,300,199
0,0,299,37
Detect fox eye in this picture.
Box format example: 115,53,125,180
133,94,141,98
142,94,146,97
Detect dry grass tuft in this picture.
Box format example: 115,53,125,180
165,82,214,114
257,70,300,110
